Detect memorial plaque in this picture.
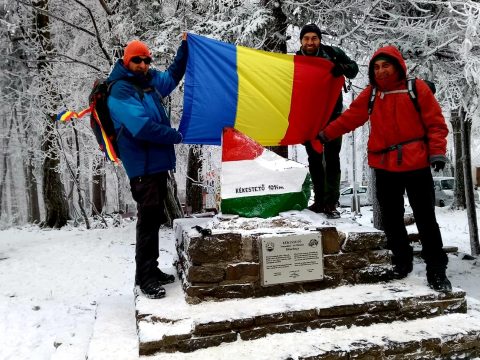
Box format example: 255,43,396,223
260,232,323,286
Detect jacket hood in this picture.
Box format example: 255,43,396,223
107,59,152,85
368,46,407,86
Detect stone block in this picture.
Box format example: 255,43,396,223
356,264,393,283
342,231,387,252
319,303,368,317
442,298,467,314
349,343,384,359
185,283,255,300
253,283,303,297
440,331,480,354
173,332,237,353
366,300,399,313
193,320,231,335
322,270,343,288
188,265,225,283
323,255,340,270
284,309,318,323
239,327,269,341
225,262,259,280
368,249,392,264
299,351,349,360
342,269,358,283
335,253,370,269
255,312,285,326
240,235,256,262
231,317,254,329
187,232,242,264
317,227,342,254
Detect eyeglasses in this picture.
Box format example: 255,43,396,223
130,56,152,65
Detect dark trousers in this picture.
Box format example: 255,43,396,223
375,167,448,273
305,136,342,206
130,172,168,288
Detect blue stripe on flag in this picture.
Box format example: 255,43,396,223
179,34,238,145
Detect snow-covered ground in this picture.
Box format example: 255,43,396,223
1,206,480,360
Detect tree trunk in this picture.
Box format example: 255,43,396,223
92,161,106,216
450,111,466,209
26,153,41,223
42,121,69,228
164,171,184,227
186,145,203,214
459,109,480,255
36,0,69,228
0,117,14,217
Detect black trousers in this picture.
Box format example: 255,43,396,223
305,136,342,206
130,172,168,288
375,167,448,273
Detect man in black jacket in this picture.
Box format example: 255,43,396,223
297,24,359,218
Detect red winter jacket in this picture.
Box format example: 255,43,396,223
323,46,448,172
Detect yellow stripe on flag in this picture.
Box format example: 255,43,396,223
235,46,293,146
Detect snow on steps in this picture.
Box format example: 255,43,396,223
145,306,480,360
135,275,470,357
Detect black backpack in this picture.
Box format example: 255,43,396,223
368,78,436,114
88,78,144,164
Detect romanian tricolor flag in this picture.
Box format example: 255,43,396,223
179,33,344,147
221,128,311,218
57,108,91,122
56,106,120,164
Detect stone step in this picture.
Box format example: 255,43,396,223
146,308,480,359
135,276,467,356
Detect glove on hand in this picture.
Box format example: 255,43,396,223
175,131,183,144
331,63,345,77
317,131,329,144
431,160,445,172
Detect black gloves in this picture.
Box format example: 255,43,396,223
431,160,445,172
331,63,345,77
317,132,328,144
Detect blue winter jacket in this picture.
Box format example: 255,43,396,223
107,41,187,179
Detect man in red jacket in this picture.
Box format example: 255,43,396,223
318,45,451,292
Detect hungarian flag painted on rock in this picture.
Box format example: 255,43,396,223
221,128,311,218
179,34,344,147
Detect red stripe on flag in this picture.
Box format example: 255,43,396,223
222,128,264,162
280,56,344,146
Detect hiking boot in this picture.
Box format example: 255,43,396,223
324,204,340,219
156,271,175,285
308,203,324,213
141,281,166,299
427,272,452,293
392,262,413,280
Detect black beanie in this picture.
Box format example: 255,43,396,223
300,24,322,40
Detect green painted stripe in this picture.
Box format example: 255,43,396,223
221,175,311,218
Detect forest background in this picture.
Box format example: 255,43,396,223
1,0,480,233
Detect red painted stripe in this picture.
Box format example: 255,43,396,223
222,128,264,162
280,56,344,145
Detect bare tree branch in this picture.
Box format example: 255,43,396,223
16,0,95,37
97,0,113,15
16,0,112,65
71,0,112,65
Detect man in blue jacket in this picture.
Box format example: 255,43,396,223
107,36,187,299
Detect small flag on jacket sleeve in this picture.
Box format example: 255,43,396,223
220,128,311,218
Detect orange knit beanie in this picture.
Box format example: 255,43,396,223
123,40,151,66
